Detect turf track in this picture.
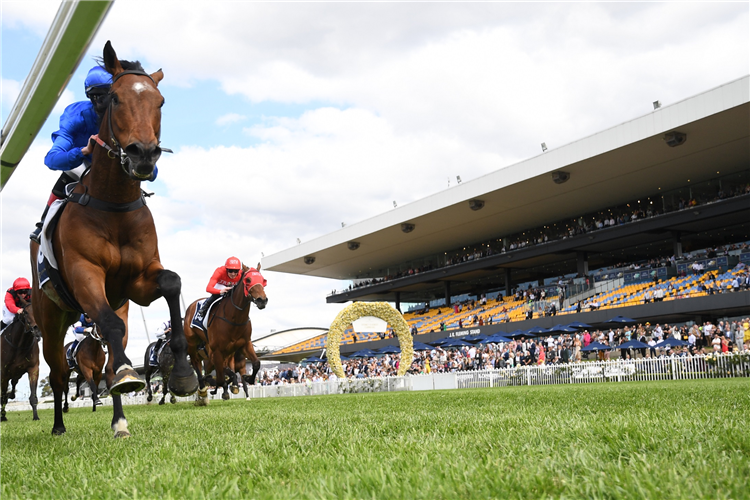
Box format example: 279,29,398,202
1,378,748,499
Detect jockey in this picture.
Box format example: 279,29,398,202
193,257,243,327
30,65,158,243
69,313,95,360
1,278,31,331
149,320,172,366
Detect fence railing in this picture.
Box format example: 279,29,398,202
7,353,747,412
454,352,749,389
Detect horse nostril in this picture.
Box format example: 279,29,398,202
124,143,144,159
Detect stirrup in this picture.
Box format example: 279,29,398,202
30,225,42,244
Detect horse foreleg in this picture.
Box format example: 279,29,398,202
28,365,40,421
0,381,7,422
80,366,100,411
43,334,68,435
155,270,198,397
145,366,153,402
211,351,231,401
103,335,129,439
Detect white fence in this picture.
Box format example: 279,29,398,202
7,353,748,412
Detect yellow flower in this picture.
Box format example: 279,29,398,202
326,302,414,377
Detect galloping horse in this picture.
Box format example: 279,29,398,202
143,340,176,405
184,265,267,403
62,331,107,412
30,41,198,437
0,301,41,422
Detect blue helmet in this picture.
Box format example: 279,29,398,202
84,66,112,95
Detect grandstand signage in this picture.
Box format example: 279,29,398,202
352,316,388,333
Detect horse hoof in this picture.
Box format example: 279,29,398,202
52,427,66,436
70,395,77,401
246,397,252,401
110,369,145,395
147,395,153,402
193,397,208,407
94,398,103,406
33,416,40,421
159,400,165,405
170,396,176,404
63,407,69,413
8,392,15,400
231,386,239,395
168,373,199,397
0,416,7,422
114,430,131,439
198,387,208,398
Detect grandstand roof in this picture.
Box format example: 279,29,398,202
253,327,328,355
264,76,749,284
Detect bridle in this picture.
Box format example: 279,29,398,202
215,270,267,326
1,309,39,352
94,69,173,180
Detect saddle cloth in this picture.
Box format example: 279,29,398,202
149,339,170,366
66,341,83,370
189,298,222,331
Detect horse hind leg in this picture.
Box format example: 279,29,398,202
28,366,40,421
1,391,7,422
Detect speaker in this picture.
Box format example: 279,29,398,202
552,171,570,184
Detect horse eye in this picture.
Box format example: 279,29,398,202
112,94,119,105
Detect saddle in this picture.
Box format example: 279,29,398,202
149,338,170,367
37,183,145,313
189,297,222,332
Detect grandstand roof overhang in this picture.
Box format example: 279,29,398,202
263,77,750,283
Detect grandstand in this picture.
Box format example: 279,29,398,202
261,76,750,362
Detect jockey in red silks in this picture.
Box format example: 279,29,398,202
1,278,31,331
193,257,243,327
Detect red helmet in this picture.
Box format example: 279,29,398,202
225,257,241,271
12,277,31,291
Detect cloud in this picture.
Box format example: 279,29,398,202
215,112,246,127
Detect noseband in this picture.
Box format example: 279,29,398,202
96,69,173,179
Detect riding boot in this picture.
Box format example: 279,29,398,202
29,204,50,244
195,294,219,323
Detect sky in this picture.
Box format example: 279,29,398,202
1,1,748,394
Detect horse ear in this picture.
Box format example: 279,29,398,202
150,69,164,86
103,40,123,78
257,263,261,272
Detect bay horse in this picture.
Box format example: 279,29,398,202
62,331,107,412
184,265,267,404
30,41,198,438
143,340,176,405
0,301,41,422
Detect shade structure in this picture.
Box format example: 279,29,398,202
506,330,534,339
412,341,435,351
606,315,637,324
615,340,650,350
429,337,453,346
349,349,380,358
479,334,512,344
301,356,326,363
553,326,579,333
463,334,488,343
377,345,401,354
440,338,474,349
581,341,612,351
526,326,550,334
567,322,592,329
656,338,689,348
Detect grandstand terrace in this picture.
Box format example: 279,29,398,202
262,77,750,362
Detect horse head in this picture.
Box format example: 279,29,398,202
20,301,41,340
241,263,268,310
102,41,165,181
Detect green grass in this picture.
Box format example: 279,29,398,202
1,379,748,500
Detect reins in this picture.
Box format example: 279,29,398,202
215,270,252,326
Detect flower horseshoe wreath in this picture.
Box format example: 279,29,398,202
326,302,413,378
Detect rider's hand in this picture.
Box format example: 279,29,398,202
81,135,98,156
17,308,23,314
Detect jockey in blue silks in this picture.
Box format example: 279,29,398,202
30,65,158,243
